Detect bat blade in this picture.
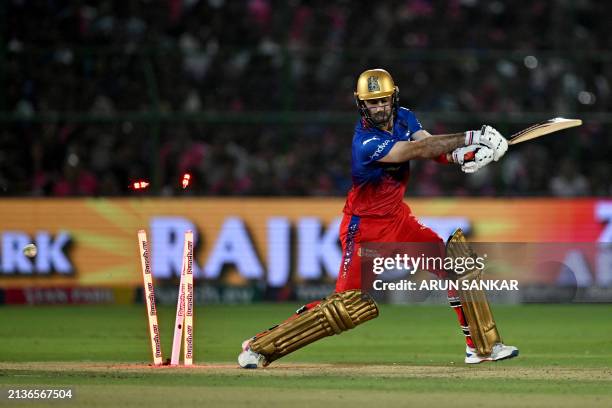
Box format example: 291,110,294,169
508,117,582,145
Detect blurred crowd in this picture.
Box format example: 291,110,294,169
2,0,611,197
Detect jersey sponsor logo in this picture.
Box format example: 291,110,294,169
369,139,392,160
367,76,380,92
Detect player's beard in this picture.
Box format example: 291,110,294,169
370,106,393,127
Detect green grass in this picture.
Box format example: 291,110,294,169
1,304,611,407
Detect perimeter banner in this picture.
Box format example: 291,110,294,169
0,199,610,290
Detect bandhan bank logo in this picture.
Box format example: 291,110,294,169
141,240,152,275
147,282,157,315
186,284,193,316
185,325,193,359
153,324,162,358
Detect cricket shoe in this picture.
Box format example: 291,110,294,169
238,338,266,369
464,343,519,364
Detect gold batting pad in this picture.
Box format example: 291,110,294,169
249,290,379,365
446,229,501,356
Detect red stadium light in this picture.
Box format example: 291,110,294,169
182,173,191,189
130,180,150,190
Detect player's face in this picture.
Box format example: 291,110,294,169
364,97,392,126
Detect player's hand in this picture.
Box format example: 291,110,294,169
460,146,494,173
451,145,479,165
465,125,508,161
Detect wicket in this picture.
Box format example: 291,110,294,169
137,230,163,366
138,229,195,366
170,246,186,365
183,232,194,366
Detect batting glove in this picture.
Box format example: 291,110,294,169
465,125,508,161
459,146,494,173
451,145,478,165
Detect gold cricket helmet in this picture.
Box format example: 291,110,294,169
354,69,398,100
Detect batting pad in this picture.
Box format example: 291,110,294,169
446,229,502,356
250,290,379,366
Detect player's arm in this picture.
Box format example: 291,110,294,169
410,129,434,141
412,130,477,164
377,132,466,163
411,129,456,163
379,125,508,164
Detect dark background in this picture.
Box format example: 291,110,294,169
1,0,610,197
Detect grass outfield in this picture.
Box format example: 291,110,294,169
1,304,611,407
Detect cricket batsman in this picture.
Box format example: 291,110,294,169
238,68,519,368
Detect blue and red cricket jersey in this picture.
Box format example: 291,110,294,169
336,107,444,292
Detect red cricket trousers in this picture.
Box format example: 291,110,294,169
271,203,474,349
335,203,445,292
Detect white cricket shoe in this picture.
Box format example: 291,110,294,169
464,343,519,364
238,338,266,369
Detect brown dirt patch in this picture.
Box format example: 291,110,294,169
1,362,611,382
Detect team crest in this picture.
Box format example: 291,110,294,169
367,76,380,92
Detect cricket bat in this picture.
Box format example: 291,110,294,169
462,117,582,162
507,117,582,145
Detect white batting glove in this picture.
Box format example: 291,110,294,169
465,125,508,161
451,145,479,165
458,146,494,173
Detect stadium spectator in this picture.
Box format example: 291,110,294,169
2,0,610,197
